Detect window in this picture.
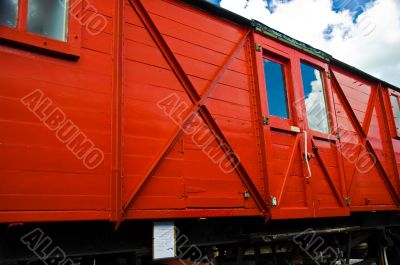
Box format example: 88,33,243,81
300,63,330,134
27,0,69,41
263,59,289,119
0,0,18,28
0,0,80,57
390,95,400,135
0,0,68,41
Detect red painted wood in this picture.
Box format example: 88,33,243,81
253,33,349,219
330,68,400,208
0,0,398,224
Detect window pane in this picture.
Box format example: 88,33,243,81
0,0,18,28
27,0,68,41
300,63,330,134
263,59,289,119
390,95,400,131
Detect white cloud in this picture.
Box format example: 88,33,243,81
305,70,330,133
220,0,400,87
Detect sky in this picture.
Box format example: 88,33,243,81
205,0,400,87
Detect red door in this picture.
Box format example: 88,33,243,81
255,34,349,219
294,52,349,218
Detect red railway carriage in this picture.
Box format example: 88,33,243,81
0,0,400,264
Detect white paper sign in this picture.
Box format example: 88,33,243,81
153,221,176,260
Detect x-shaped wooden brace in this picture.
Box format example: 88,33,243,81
329,68,400,206
124,0,269,217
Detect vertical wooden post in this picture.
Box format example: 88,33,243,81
111,0,125,229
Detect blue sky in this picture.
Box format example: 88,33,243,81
205,0,400,87
332,0,373,19
207,0,373,19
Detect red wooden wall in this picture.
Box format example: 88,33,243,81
122,0,265,220
0,0,114,222
0,0,398,224
330,68,400,211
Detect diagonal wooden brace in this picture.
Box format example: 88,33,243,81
277,134,300,204
311,139,345,207
329,68,400,206
124,0,269,218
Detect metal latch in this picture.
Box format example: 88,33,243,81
290,126,301,133
304,152,314,161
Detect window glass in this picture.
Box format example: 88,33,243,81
263,59,289,119
300,63,330,134
390,95,400,131
27,0,68,41
0,0,18,28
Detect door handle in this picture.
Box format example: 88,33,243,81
304,131,312,183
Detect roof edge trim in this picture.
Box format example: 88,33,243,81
252,20,332,62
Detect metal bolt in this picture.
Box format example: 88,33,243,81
263,116,269,125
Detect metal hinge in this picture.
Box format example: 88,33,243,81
327,71,332,79
263,116,269,125
271,196,278,207
346,197,351,206
255,43,262,52
336,131,341,140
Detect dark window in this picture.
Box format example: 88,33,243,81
263,59,289,119
300,63,330,134
27,0,69,41
390,95,400,132
0,0,18,28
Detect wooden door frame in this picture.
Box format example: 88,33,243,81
293,51,348,217
254,33,349,218
254,34,314,219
